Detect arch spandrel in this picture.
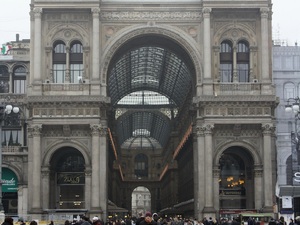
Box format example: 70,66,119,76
42,140,92,168
46,24,88,47
213,23,257,46
213,141,262,166
101,24,203,87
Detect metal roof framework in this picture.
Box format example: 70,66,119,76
108,36,194,150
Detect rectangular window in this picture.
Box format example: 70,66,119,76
220,64,232,82
14,80,27,94
70,64,83,83
1,130,22,147
53,64,66,83
237,63,249,82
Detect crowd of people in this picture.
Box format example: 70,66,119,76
2,213,300,225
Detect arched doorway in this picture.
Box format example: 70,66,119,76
131,186,151,217
219,146,254,213
49,147,85,209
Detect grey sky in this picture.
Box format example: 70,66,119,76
0,0,298,45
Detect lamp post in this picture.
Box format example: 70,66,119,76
0,104,20,215
285,96,300,151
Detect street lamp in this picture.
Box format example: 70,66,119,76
0,104,20,214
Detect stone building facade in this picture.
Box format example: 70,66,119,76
0,0,278,221
273,44,300,217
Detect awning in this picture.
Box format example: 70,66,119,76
279,186,300,197
107,200,128,213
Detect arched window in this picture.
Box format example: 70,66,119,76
220,41,233,82
237,41,250,82
134,154,148,178
53,41,66,83
0,65,9,93
284,83,295,100
13,66,26,93
70,41,83,83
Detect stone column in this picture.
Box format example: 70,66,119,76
8,71,12,93
249,46,257,81
254,165,263,209
28,124,42,211
233,47,237,82
203,8,212,80
33,8,42,83
85,167,92,209
194,125,205,219
213,166,220,210
260,8,269,81
262,123,275,211
99,125,108,220
41,166,50,210
90,124,101,209
203,124,215,215
92,8,100,81
65,47,70,83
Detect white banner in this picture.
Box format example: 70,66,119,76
282,196,292,208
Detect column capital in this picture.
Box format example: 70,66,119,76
203,7,211,17
195,126,205,137
92,8,100,17
203,124,214,135
90,124,107,136
41,166,50,178
33,7,43,18
262,123,275,135
28,124,42,137
260,7,269,18
254,164,263,177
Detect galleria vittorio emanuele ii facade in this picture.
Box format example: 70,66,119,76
0,0,278,222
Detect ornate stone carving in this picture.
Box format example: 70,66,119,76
41,166,50,178
63,125,71,137
203,124,214,135
100,11,202,21
202,8,211,17
91,8,100,16
262,123,276,135
33,8,42,18
28,124,42,137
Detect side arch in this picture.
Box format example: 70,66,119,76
42,139,92,168
213,141,262,166
101,24,203,86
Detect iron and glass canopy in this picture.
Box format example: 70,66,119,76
108,35,194,150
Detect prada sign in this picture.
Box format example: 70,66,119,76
57,173,85,184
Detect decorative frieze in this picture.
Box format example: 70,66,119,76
100,11,202,21
33,107,100,118
204,106,272,117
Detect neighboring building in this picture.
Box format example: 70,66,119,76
273,43,300,217
0,0,278,221
131,186,151,217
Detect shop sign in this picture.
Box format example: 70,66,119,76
2,168,18,192
294,172,300,182
57,173,85,184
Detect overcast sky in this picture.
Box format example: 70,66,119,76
0,0,298,45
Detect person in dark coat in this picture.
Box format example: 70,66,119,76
2,217,13,225
140,212,157,225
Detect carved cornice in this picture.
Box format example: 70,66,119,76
193,95,278,105
100,11,202,21
26,95,110,104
